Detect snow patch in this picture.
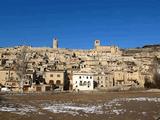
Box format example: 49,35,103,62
107,97,160,103
42,103,103,116
0,103,37,115
112,109,126,115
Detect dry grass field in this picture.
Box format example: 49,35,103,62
0,91,160,120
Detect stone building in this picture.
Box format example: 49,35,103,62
0,38,159,92
72,72,94,91
0,70,20,91
43,70,69,90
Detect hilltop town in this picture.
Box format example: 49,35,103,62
0,38,160,92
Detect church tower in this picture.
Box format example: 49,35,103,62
94,39,100,49
53,38,58,49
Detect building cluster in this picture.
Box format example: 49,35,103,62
0,38,160,92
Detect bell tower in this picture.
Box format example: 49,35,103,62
53,38,58,49
94,39,100,49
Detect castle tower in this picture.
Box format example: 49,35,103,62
53,38,58,49
94,39,100,49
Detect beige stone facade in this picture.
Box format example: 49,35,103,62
0,38,159,92
0,70,20,91
43,70,65,85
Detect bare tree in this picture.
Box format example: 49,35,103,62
15,46,31,93
145,56,160,89
144,56,160,88
153,56,160,88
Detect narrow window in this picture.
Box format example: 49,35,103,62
79,81,83,86
83,81,87,85
50,74,53,77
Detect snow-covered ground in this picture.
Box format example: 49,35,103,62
0,103,37,115
0,97,160,116
110,97,160,103
42,103,103,116
41,97,160,116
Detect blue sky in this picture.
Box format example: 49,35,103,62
0,0,160,49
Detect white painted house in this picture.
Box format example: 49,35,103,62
73,72,94,91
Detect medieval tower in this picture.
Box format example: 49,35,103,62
53,38,58,49
94,39,100,49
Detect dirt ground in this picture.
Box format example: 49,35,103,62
0,91,160,120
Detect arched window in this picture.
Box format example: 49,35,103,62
49,80,54,85
56,80,61,85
